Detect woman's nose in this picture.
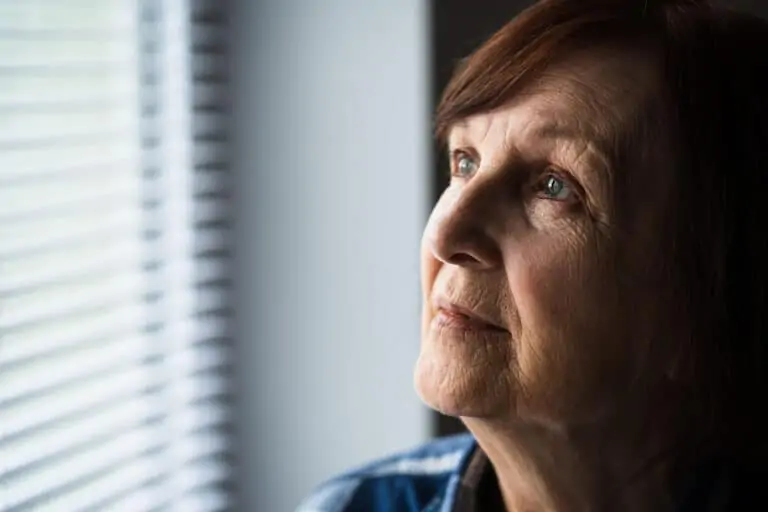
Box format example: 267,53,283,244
428,184,503,271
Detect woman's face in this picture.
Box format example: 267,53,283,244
416,46,679,426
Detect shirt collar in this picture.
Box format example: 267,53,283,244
451,445,502,512
450,443,737,512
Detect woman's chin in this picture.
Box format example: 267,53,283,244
413,347,509,418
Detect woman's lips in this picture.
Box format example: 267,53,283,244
432,304,508,333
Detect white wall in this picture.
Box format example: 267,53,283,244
231,1,431,510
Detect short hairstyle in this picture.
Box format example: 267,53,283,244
436,0,768,462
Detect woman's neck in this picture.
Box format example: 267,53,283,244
463,415,683,512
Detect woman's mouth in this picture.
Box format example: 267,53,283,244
432,303,508,333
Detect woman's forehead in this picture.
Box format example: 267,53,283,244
447,45,662,160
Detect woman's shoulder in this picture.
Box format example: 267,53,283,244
295,433,476,512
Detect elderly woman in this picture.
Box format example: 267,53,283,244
298,0,768,510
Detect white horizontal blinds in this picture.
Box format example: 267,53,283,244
139,0,233,510
0,1,161,511
188,0,234,505
0,0,234,511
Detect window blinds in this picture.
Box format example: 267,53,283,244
0,1,233,510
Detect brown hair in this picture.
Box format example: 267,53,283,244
436,0,768,464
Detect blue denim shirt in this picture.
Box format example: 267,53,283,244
296,433,760,512
296,434,476,512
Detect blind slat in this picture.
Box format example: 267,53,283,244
0,156,137,186
193,112,227,139
0,272,143,329
30,459,163,512
0,333,147,404
0,302,143,365
172,460,230,498
192,197,229,224
1,395,155,475
0,2,133,32
0,38,134,67
1,365,155,441
0,209,140,259
1,106,137,140
1,75,137,108
0,141,137,180
192,141,228,166
0,124,138,148
173,402,230,436
0,173,138,220
192,84,227,108
193,170,229,196
1,429,161,512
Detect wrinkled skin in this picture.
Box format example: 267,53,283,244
415,45,685,511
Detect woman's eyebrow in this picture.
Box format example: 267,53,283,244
530,120,613,175
446,122,476,150
530,120,606,150
447,118,614,175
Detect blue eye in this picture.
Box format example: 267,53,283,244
455,153,478,178
538,174,574,201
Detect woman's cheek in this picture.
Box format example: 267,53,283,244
507,237,570,332
511,199,591,311
525,196,583,231
504,221,594,350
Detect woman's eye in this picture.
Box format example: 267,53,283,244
535,173,575,201
454,153,478,178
